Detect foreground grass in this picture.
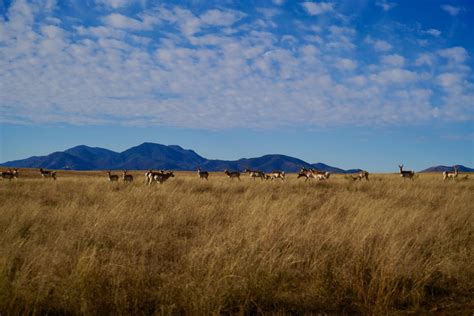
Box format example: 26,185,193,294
0,172,473,314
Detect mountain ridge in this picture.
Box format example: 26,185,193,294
0,143,359,173
1,143,471,173
419,165,474,173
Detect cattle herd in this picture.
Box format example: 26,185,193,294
0,166,469,183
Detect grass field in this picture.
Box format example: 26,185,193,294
0,170,473,314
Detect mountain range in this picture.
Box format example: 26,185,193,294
0,142,363,173
1,142,472,173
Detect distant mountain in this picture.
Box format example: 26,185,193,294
420,165,474,173
0,151,96,170
64,145,123,169
0,142,392,173
202,154,315,173
311,163,362,174
120,143,207,170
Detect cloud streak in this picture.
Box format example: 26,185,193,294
376,1,397,12
441,4,462,16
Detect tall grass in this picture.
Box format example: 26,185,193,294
0,172,472,314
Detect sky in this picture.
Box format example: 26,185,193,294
0,0,473,172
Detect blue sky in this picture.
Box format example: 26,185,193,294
0,0,473,171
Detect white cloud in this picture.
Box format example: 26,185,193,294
347,75,367,86
200,9,245,27
180,18,202,36
95,0,134,9
76,25,126,39
335,58,357,71
381,54,405,67
43,0,57,12
423,28,441,37
372,69,418,84
329,26,355,36
438,47,469,64
437,73,462,88
102,13,150,30
374,40,391,52
441,4,461,16
41,24,65,38
417,39,429,47
415,53,435,66
272,0,285,5
149,7,245,37
376,1,397,11
365,36,392,52
146,7,202,36
301,2,334,15
256,7,282,22
326,26,356,50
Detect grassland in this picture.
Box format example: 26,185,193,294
0,170,473,314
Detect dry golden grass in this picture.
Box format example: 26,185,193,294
0,170,473,314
